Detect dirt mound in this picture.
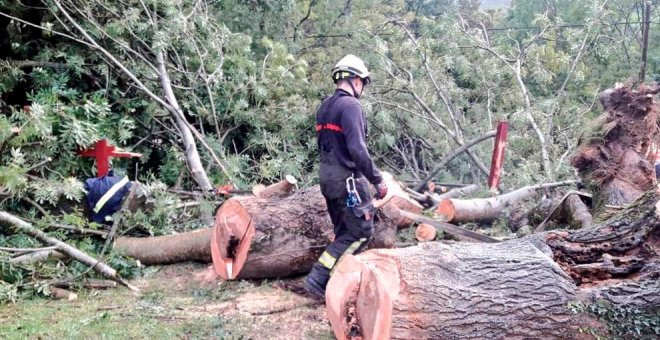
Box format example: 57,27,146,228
572,83,660,206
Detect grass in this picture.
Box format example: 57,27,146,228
0,263,330,340
0,288,243,339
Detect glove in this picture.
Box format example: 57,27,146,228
375,181,388,199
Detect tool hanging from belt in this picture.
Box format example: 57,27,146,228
346,174,362,207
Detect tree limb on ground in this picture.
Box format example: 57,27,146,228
435,180,577,223
0,211,139,291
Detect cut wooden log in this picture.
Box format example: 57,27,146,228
252,175,298,198
414,223,435,242
326,190,660,339
435,183,479,200
48,286,78,301
563,194,592,229
9,249,66,264
210,185,402,280
378,173,423,227
435,181,576,223
398,210,499,243
114,228,213,265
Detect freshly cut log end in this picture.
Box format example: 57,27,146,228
434,199,455,222
326,253,399,340
327,242,586,339
378,172,424,227
210,200,255,280
415,223,436,242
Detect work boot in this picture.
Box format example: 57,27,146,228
304,274,326,301
304,265,330,301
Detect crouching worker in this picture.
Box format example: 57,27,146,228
304,55,388,300
83,170,135,226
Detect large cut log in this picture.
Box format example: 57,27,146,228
435,180,576,223
326,190,660,339
572,84,660,206
114,228,213,265
327,242,581,340
210,185,402,280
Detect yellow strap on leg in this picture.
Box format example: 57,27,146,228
344,238,366,255
329,238,367,276
318,251,337,270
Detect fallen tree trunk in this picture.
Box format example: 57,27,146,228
210,185,404,280
326,190,660,339
563,194,592,229
114,228,213,265
110,179,414,277
435,180,576,223
52,279,118,290
9,249,66,264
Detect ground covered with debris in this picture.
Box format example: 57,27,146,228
0,262,332,339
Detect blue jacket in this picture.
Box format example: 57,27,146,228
84,171,131,224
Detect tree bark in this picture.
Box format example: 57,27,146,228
435,183,479,200
436,181,576,223
114,228,213,265
210,185,404,280
534,192,592,232
326,190,660,340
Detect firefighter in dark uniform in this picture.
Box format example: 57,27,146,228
304,55,388,299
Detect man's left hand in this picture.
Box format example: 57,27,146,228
375,181,388,199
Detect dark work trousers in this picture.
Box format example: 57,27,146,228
305,175,375,296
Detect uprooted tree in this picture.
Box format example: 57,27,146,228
572,84,660,207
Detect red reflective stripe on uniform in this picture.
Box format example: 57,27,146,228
316,123,343,132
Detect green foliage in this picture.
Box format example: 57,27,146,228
568,300,660,339
1,0,659,306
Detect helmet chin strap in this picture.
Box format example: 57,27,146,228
347,78,362,99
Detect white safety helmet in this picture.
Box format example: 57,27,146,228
331,54,371,85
